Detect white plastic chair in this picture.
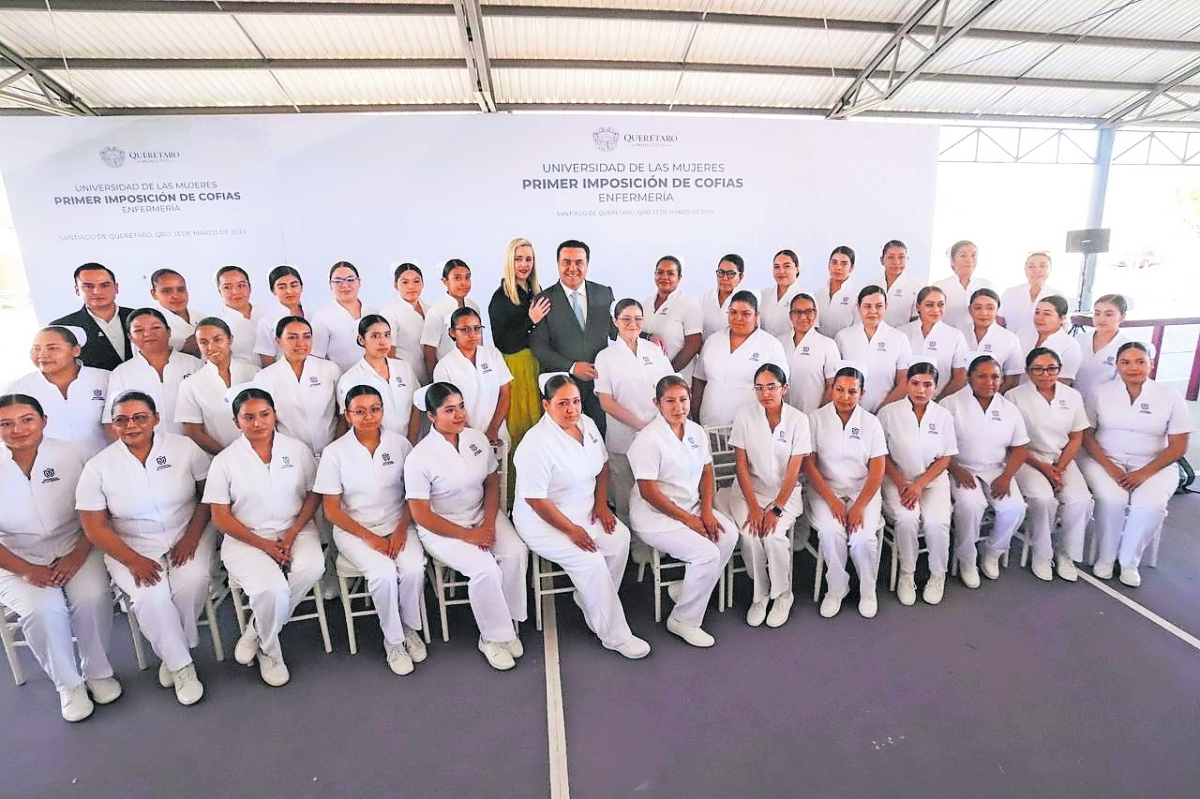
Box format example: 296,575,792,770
0,601,27,685
229,575,332,654
1085,513,1164,567
119,571,229,669
948,509,1011,576
798,515,886,602
335,552,430,655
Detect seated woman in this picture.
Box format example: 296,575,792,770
692,290,787,428
204,387,324,687
627,376,737,647
804,366,888,619
513,374,650,659
942,356,1030,587
1080,342,1192,587
716,363,810,628
0,394,118,722
175,317,261,455
255,316,341,457
76,390,213,706
103,307,202,436
878,361,958,606
1018,296,1081,385
433,307,513,447
336,315,421,445
314,385,426,676
900,286,968,400
404,382,528,671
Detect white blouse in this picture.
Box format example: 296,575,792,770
1018,327,1082,382
877,398,959,481
379,296,431,385
901,320,969,394
777,328,840,414
594,337,676,455
758,283,805,338
641,289,703,380
514,413,608,525
1007,382,1089,461
729,401,812,499
941,390,1030,475
1088,380,1193,469
314,429,412,530
808,403,888,497
693,328,788,427
5,366,110,459
0,438,86,564
255,356,341,456
403,427,498,528
174,359,261,449
103,350,203,436
337,357,419,439
834,323,913,413
203,433,317,539
432,345,513,434
627,415,712,534
311,301,375,372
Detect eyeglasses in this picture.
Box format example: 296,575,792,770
789,309,817,318
715,269,740,278
330,277,360,287
1028,365,1061,375
654,269,678,278
349,407,383,417
616,316,644,324
753,383,783,393
112,413,153,426
454,325,486,334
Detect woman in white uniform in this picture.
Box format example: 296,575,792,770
1008,347,1093,582
215,265,271,366
642,256,703,380
878,361,957,606
999,251,1070,338
148,268,205,357
404,382,528,671
933,240,993,338
966,288,1024,392
103,307,202,437
595,298,676,521
176,317,261,454
1074,293,1130,406
835,286,912,413
1018,296,1082,385
421,259,481,380
433,307,513,446
1080,342,1192,586
942,356,1030,586
627,376,738,647
312,261,374,372
254,265,306,367
77,390,213,706
804,366,888,619
204,387,324,687
5,326,109,458
716,363,810,628
314,384,426,675
692,290,787,427
337,315,421,444
699,254,744,338
901,286,968,400
759,249,804,337
0,394,118,722
815,246,859,338
513,374,650,659
255,316,340,457
778,293,839,414
879,240,920,328
380,263,430,385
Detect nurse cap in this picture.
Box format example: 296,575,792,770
835,359,869,380
538,371,572,395
964,351,1000,373
45,324,88,348
908,356,937,369
224,381,268,407
413,384,433,412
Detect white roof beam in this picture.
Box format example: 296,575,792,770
452,0,495,112
0,39,93,115
1104,57,1200,127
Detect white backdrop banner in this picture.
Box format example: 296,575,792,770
0,113,939,324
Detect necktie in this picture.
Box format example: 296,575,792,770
570,290,585,329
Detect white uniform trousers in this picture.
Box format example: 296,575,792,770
333,526,425,645
949,469,1027,565
1015,460,1093,563
221,527,323,659
607,453,634,523
634,513,737,628
881,477,952,575
807,493,882,599
716,486,802,603
1078,457,1176,569
0,548,114,691
106,528,217,672
416,515,528,643
517,516,635,648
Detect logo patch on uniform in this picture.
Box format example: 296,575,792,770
281,455,293,469
849,427,861,440
991,409,1001,420
469,443,483,456
686,436,700,449
877,341,886,350
382,452,393,465
840,297,850,305
1058,400,1068,409
928,423,937,433
41,467,59,483
642,356,652,365
983,344,993,352
749,352,760,362
309,377,321,386
927,341,938,350
1139,402,1151,414
155,455,171,471
801,346,810,355
394,377,406,388
481,363,492,375
589,432,599,444
92,389,104,401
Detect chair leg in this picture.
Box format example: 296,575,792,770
533,556,544,633
889,541,899,592
123,599,148,671
205,596,225,662
419,590,431,645
312,579,332,654
430,564,450,643
652,550,662,624
338,574,357,655
0,613,25,686
229,581,248,634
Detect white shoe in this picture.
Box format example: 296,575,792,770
385,641,414,676
923,573,946,605
666,581,682,604
1093,561,1114,580
257,651,290,687
1056,555,1079,582
959,561,980,589
59,684,94,722
505,634,524,659
665,615,714,647
745,600,768,627
171,664,204,706
234,624,259,666
478,638,516,670
158,661,174,688
858,589,878,619
403,627,427,664
1119,566,1141,587
765,593,794,628
1031,557,1054,582
86,676,123,705
981,554,1001,580
819,591,845,619
897,572,917,606
609,636,651,659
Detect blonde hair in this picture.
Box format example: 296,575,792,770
502,237,541,305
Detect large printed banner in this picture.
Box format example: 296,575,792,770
0,113,939,322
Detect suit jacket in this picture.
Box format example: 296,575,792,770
49,305,135,371
529,280,616,373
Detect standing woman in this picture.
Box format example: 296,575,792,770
513,374,650,659
1074,293,1130,406
6,326,110,458
215,265,270,365
699,254,745,338
835,286,912,412
1080,342,1192,586
379,263,430,384
0,394,118,722
692,290,787,428
337,315,421,444
627,376,738,647
77,390,213,706
999,251,1069,338
254,265,306,368
804,366,888,619
421,259,480,380
759,249,803,337
717,364,810,628
933,240,992,338
642,256,703,380
1008,348,1093,582
880,240,920,328
815,246,858,338
433,307,513,447
901,286,968,400
404,382,528,671
1018,296,1082,385
778,293,840,414
103,307,202,437
255,316,340,457
176,317,261,455
204,388,324,687
966,289,1024,392
877,362,958,606
314,385,427,676
312,261,374,372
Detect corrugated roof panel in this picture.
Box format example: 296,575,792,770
45,69,289,108
891,81,1142,118
0,10,259,59
482,0,925,21
671,71,794,107
493,67,680,104
1022,46,1200,83
1070,0,1200,42
687,25,894,69
977,0,1200,41
237,14,463,59
486,17,695,61
923,38,1062,77
273,68,474,105
754,73,848,108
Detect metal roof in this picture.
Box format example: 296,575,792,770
0,0,1197,127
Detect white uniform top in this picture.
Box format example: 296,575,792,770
311,302,375,372
941,390,1030,474
76,432,210,560
758,283,805,338
698,288,734,339
217,303,272,365
514,413,607,523
5,367,110,459
881,274,922,329
251,300,295,360
641,289,703,380
627,415,711,534
154,302,208,352
967,323,1026,379
1073,331,1129,406
420,294,482,361
777,329,840,414
729,401,812,498
103,350,203,436
1007,382,1089,460
999,283,1072,339
403,427,497,528
173,359,261,449
1088,380,1193,469
834,323,913,413
0,438,86,564
313,429,412,530
336,358,418,438
1018,327,1082,382
204,433,316,539
933,275,994,338
594,337,676,455
693,328,788,427
432,345,513,433
379,296,430,385
814,281,859,339
809,403,888,497
877,398,959,481
901,320,969,394
255,356,341,456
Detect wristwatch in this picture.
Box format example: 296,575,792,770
769,505,783,517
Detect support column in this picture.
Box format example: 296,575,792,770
1077,126,1115,310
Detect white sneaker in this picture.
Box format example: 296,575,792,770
1056,555,1079,582
1031,557,1054,582
981,554,1001,580
765,592,794,628
505,635,524,659
897,572,917,606
403,627,427,663
385,641,414,676
819,591,845,619
257,650,290,687
923,573,946,605
666,581,682,604
1119,566,1141,587
609,636,651,659
59,684,94,722
665,615,715,647
1093,561,1114,580
745,599,769,627
171,664,204,706
86,676,123,705
158,661,174,688
478,638,516,670
858,589,878,619
959,560,980,589
234,624,259,666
